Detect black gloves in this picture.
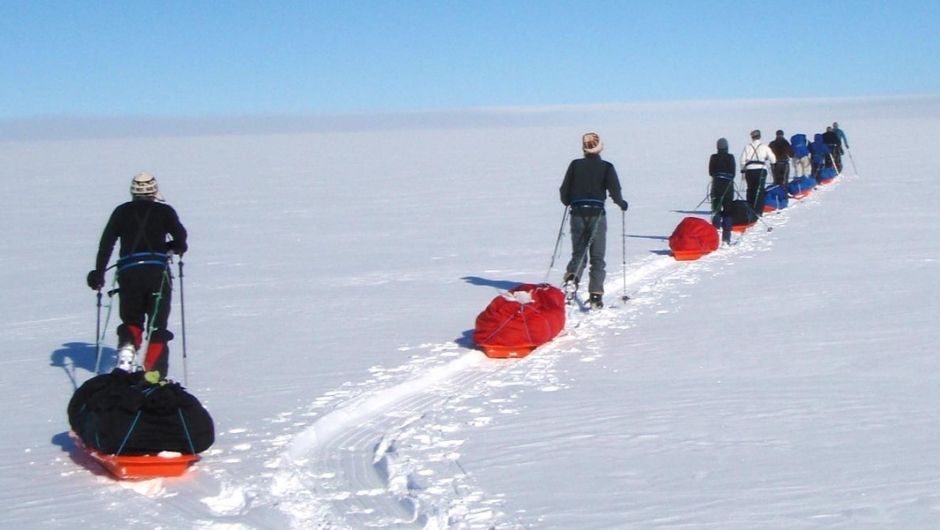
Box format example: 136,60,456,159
86,270,104,290
167,240,187,256
617,199,629,211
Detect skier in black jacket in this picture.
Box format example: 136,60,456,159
559,132,628,309
822,126,843,172
768,130,794,186
709,138,736,245
86,173,187,377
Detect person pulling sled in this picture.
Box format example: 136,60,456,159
86,172,187,377
558,132,629,309
709,138,736,245
739,129,776,215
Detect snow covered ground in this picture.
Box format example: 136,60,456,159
2,95,939,529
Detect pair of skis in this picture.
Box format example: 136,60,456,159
564,281,629,313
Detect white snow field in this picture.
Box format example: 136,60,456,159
2,95,939,529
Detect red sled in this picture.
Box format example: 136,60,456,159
668,217,718,261
731,222,756,233
474,283,566,359
70,432,199,480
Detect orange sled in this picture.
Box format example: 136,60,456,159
672,249,711,261
731,222,755,233
70,432,199,480
480,344,537,359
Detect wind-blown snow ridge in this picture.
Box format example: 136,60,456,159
281,352,486,465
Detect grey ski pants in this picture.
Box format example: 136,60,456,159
566,211,607,294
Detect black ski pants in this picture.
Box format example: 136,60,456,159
116,266,172,344
744,168,767,216
771,161,790,186
710,177,734,243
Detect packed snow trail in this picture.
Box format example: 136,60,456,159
265,216,803,528
144,178,835,529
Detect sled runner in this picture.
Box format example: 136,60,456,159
817,167,838,185
70,431,199,479
479,344,539,359
668,217,718,261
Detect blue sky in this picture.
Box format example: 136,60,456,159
1,0,938,119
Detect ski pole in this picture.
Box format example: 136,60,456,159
827,153,839,175
94,285,118,374
621,210,629,302
544,207,570,282
846,148,858,175
693,182,712,210
94,290,102,371
178,259,188,386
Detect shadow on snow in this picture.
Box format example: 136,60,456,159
50,342,114,390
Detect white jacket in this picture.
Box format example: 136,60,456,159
740,140,777,171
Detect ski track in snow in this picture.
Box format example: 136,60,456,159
114,178,846,529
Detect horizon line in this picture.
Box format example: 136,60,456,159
2,93,938,142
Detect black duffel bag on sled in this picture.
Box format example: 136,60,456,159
68,370,214,456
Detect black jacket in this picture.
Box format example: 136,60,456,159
769,138,794,161
559,155,625,208
709,149,736,179
95,199,187,272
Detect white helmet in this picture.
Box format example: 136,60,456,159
130,172,164,201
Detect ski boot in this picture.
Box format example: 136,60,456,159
116,343,138,372
588,293,604,310
562,273,578,304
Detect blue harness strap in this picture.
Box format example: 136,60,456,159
117,252,169,272
571,198,605,207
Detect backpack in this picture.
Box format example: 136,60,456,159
790,134,810,158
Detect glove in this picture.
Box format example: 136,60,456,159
86,269,104,290
617,199,629,211
167,240,187,256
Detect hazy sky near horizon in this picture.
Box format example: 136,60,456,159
2,0,938,119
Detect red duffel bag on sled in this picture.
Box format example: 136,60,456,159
669,216,719,261
473,283,566,358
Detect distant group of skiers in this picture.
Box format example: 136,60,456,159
557,123,849,309
708,122,850,244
